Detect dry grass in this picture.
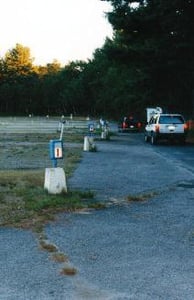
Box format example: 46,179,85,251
60,266,78,276
0,169,96,229
39,240,58,252
0,129,101,229
51,253,69,263
127,191,159,202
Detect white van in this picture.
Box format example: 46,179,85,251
144,113,188,145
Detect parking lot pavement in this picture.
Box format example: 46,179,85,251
48,134,194,299
46,188,194,299
1,133,194,299
68,134,194,200
0,228,79,300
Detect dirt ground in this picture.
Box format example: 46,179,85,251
0,133,59,170
0,125,84,170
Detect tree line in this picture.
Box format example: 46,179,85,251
0,0,194,120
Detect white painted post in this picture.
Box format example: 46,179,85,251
44,167,67,194
83,136,90,151
101,131,106,139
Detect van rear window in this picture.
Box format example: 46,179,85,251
159,116,184,124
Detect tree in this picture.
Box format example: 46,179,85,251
0,44,38,114
3,43,34,77
101,0,194,116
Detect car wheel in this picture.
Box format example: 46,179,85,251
151,135,157,145
144,134,149,142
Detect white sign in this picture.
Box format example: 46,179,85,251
54,146,62,158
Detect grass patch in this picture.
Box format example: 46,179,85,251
39,240,58,252
60,266,78,276
64,148,82,177
0,130,106,230
0,168,98,229
0,132,84,143
51,252,69,263
127,191,158,202
0,171,96,228
88,202,106,209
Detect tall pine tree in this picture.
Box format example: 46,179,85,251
101,0,194,116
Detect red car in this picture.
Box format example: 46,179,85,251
118,116,142,132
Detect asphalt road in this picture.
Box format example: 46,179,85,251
1,132,194,299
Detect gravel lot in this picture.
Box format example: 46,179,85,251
0,121,194,299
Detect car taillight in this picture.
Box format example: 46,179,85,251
184,123,189,131
155,124,160,133
123,122,127,128
137,122,141,128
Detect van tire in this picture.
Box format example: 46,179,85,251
151,135,157,145
144,135,149,142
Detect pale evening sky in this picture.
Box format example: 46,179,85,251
0,0,113,65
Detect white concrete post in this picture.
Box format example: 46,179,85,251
83,136,90,151
44,167,67,194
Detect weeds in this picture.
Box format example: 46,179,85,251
39,240,58,252
51,253,69,263
60,266,78,276
0,135,100,230
0,172,96,228
127,191,159,202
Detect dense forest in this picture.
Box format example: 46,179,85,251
0,0,194,120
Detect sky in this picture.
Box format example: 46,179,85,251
0,0,113,66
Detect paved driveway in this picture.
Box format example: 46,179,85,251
1,133,194,299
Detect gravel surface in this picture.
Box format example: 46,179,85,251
1,132,194,299
68,134,194,198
